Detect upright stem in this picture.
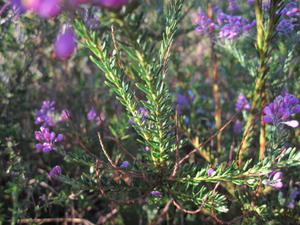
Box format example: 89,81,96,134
238,0,281,165
208,2,222,154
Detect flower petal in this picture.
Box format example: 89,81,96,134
280,120,299,128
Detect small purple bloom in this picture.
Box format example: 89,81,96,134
228,0,240,11
233,119,243,133
60,109,70,121
207,168,215,176
264,171,283,189
137,107,149,122
87,108,100,121
176,94,189,106
235,93,250,112
49,165,61,178
288,189,300,209
150,190,161,195
120,161,130,168
128,119,135,125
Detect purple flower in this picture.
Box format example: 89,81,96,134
87,108,100,121
150,190,161,195
35,101,56,127
37,0,61,18
128,119,135,125
228,0,240,11
207,168,215,176
176,94,189,106
247,0,255,3
49,165,61,178
235,93,251,112
288,189,300,209
263,171,283,189
218,14,255,39
59,109,70,121
276,2,300,34
35,127,63,152
120,161,130,168
195,10,217,35
54,26,77,60
11,0,26,14
137,107,149,122
262,93,300,127
233,119,243,133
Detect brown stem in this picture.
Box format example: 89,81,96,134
171,111,240,177
208,2,222,154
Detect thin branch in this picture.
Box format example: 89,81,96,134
97,208,119,225
171,111,240,176
97,132,116,168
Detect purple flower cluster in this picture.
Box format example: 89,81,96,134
217,12,256,39
34,101,67,152
49,165,62,178
35,127,63,152
35,101,69,127
277,2,300,34
235,93,251,112
262,93,300,128
195,11,217,35
195,9,256,39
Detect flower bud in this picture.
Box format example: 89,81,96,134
54,27,77,60
38,0,61,18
